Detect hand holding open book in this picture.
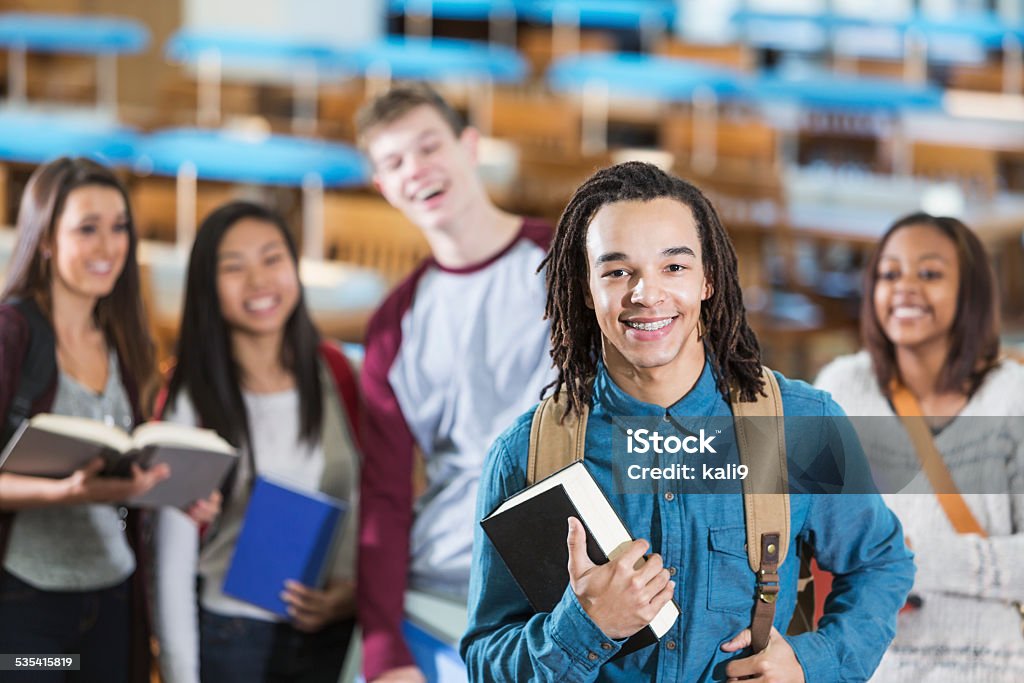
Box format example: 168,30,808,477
62,455,171,505
0,413,237,509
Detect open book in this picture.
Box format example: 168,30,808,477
481,461,680,659
0,413,237,508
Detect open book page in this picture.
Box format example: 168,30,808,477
131,422,233,455
26,413,134,453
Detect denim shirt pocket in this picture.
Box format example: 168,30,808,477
706,526,755,615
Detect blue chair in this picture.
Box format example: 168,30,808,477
388,0,520,45
730,8,834,53
348,36,526,84
752,72,944,114
350,619,469,683
134,127,367,259
901,12,1024,61
547,52,748,102
903,12,1024,93
402,619,469,683
520,0,676,52
521,0,675,31
165,29,339,69
547,52,748,154
828,11,1024,83
346,36,527,131
0,109,137,223
0,110,136,166
0,12,149,112
164,29,354,133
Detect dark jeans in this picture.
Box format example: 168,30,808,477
199,608,354,683
0,569,131,683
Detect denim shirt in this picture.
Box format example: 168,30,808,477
462,361,915,682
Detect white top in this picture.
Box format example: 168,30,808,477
815,351,1024,683
153,387,356,683
363,220,555,598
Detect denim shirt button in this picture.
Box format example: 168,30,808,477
600,642,613,651
587,651,598,661
666,640,677,651
668,566,677,576
664,492,675,502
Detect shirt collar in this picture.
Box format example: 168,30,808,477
593,357,729,418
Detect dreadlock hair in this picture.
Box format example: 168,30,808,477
539,161,764,418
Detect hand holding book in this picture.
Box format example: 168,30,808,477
0,413,237,509
281,577,355,633
480,462,680,658
62,455,171,504
567,518,676,640
222,477,347,619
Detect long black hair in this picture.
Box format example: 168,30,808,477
165,201,323,449
539,161,764,417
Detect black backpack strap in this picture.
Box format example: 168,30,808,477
1,298,56,564
1,298,56,448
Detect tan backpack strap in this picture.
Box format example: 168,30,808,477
890,381,987,538
731,366,789,653
526,391,589,486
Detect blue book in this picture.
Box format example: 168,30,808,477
223,475,347,617
402,620,468,683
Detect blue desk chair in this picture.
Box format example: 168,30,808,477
751,70,943,169
548,52,747,101
134,127,367,259
547,52,748,156
752,71,944,114
350,619,468,683
0,109,136,227
348,35,526,84
520,0,675,53
902,13,1024,93
0,12,148,113
402,620,468,683
346,36,527,131
388,0,520,45
827,11,1024,91
0,110,136,166
165,29,353,134
730,8,834,54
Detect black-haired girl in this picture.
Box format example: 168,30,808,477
152,201,361,683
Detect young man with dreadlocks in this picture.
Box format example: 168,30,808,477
354,83,555,682
462,162,914,682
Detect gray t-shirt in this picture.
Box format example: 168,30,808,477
4,349,136,590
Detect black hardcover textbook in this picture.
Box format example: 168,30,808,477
481,461,679,659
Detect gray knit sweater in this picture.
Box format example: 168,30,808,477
816,351,1024,683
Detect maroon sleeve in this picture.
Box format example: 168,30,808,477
519,216,553,252
357,267,426,680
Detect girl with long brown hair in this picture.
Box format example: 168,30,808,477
1,157,172,681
